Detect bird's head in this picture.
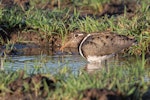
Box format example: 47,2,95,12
60,32,86,51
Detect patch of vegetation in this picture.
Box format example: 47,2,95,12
0,56,149,99
0,0,150,99
0,0,149,55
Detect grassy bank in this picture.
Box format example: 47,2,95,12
0,0,150,55
0,0,150,99
0,55,149,99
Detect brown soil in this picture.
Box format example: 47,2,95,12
78,88,124,100
142,88,150,100
0,70,146,100
2,0,138,41
78,86,144,100
9,30,62,47
1,0,30,10
1,70,55,100
0,0,149,55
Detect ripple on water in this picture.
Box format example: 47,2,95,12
4,55,86,74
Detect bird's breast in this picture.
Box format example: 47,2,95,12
87,54,115,63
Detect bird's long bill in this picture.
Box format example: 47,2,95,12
60,42,70,52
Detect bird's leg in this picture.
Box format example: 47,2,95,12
105,60,109,73
0,51,6,70
0,57,4,70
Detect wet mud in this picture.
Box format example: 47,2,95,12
1,71,55,100
78,88,124,100
0,0,144,56
0,70,148,99
0,1,149,99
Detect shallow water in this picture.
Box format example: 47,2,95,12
2,54,86,74
2,54,149,74
0,47,150,75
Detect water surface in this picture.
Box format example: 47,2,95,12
1,47,150,75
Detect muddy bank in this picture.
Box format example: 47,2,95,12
0,0,149,57
0,70,147,100
0,0,139,45
0,71,55,100
78,88,124,100
0,31,62,56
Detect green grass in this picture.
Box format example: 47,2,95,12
0,56,149,99
0,0,149,55
52,55,149,99
0,0,150,99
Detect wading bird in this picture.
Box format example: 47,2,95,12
60,32,136,63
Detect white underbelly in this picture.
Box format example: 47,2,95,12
87,54,115,63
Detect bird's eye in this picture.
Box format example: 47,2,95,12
74,34,78,37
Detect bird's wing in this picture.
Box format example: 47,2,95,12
81,32,135,57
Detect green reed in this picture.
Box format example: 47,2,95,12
0,0,149,99
51,58,149,99
0,54,149,99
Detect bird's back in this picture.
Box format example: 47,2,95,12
80,32,136,58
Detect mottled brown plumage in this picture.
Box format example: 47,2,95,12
60,32,136,62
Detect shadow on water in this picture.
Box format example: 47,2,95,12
0,45,150,74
